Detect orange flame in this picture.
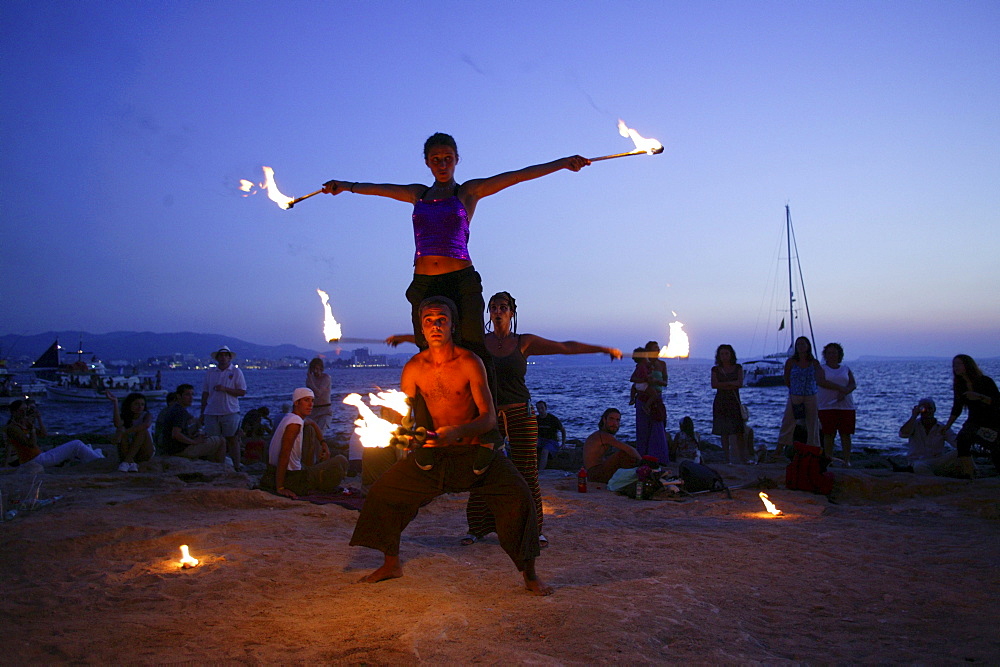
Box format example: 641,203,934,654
660,314,690,359
617,119,663,155
343,393,399,448
179,544,200,568
238,179,255,194
317,289,343,343
759,492,782,516
368,389,410,417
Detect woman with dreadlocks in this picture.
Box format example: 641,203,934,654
463,291,620,548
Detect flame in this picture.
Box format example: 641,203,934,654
660,321,690,359
238,179,255,194
759,492,782,516
368,389,410,417
261,166,293,209
343,393,398,448
317,289,343,342
179,544,200,568
617,119,663,155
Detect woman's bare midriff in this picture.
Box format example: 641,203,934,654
414,255,473,276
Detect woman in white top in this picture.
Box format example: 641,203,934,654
817,342,857,465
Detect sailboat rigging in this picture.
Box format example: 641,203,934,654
744,205,817,388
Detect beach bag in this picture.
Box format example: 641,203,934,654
975,426,998,445
679,460,726,493
609,465,664,499
785,442,834,495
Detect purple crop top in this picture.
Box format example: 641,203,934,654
412,186,471,263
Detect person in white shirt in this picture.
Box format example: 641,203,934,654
200,345,247,471
817,342,857,466
897,398,959,476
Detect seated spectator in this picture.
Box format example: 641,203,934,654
5,400,105,468
260,388,347,498
583,408,641,484
154,391,178,449
161,384,226,464
671,416,702,462
535,400,566,471
106,390,155,472
240,406,274,439
895,398,960,476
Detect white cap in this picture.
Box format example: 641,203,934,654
292,387,314,403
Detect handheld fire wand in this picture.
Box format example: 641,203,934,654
286,189,324,209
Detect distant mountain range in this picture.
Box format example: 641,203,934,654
0,331,327,364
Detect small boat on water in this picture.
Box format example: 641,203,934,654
29,338,167,403
743,205,817,388
0,367,48,406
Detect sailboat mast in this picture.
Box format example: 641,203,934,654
789,207,817,352
786,205,795,350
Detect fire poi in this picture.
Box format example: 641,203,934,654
316,288,386,345
245,121,661,212
589,120,664,161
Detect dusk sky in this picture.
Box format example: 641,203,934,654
2,1,998,360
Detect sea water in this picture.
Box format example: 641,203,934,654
27,359,999,455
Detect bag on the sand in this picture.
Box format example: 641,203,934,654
679,460,726,493
785,442,834,495
610,465,664,499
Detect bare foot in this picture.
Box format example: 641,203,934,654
523,572,553,596
357,560,403,584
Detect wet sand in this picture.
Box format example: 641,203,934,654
2,456,998,664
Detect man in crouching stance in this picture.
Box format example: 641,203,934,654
350,296,550,595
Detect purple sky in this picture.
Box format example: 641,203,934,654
2,1,998,359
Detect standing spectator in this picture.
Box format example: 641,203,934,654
817,342,857,466
630,345,669,464
711,344,748,463
306,357,333,436
535,400,566,471
201,345,246,471
942,354,1000,478
777,336,823,456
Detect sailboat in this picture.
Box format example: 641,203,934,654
743,205,817,388
29,338,167,403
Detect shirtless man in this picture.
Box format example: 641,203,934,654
583,408,641,484
349,296,550,595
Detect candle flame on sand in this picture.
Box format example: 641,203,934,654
238,167,293,209
316,289,343,343
343,392,408,448
759,492,783,516
179,544,199,568
618,119,664,155
660,312,690,359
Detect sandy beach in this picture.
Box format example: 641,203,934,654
2,454,999,664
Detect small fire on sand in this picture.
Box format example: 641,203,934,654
178,544,200,569
759,492,783,516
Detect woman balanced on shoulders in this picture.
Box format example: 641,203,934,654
322,133,590,388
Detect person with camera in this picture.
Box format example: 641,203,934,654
5,399,105,468
895,398,959,476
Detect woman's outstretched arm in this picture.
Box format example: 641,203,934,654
322,180,424,204
520,333,620,360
